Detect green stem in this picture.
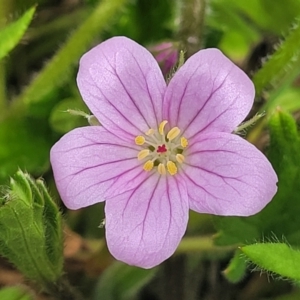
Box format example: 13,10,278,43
176,236,237,258
177,0,206,58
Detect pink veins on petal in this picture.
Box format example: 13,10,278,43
50,36,278,269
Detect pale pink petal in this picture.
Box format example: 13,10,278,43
77,36,166,141
163,49,255,141
180,133,277,216
105,174,189,268
50,126,147,209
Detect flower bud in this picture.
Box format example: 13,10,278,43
148,41,178,76
0,170,63,284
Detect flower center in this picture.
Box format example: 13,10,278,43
134,120,188,175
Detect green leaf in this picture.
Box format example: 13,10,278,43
15,0,128,113
94,262,157,300
252,19,300,96
0,7,36,60
0,170,63,284
0,286,34,300
222,250,247,283
241,243,300,281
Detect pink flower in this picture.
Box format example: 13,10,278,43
50,37,278,268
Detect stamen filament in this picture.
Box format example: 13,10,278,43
145,128,155,135
158,163,166,175
138,149,150,160
180,137,188,148
135,136,145,145
167,127,180,141
167,161,177,175
176,154,185,164
159,120,168,135
143,160,154,172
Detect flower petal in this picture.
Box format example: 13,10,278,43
164,49,255,140
50,126,146,209
77,36,166,141
105,174,189,268
181,133,277,216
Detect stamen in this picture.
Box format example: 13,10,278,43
158,163,166,175
138,149,150,160
176,154,185,164
181,137,188,148
135,120,188,176
135,136,145,145
167,161,177,175
145,128,155,135
159,120,168,135
143,160,154,172
167,127,180,141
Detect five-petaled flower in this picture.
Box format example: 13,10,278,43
50,37,278,269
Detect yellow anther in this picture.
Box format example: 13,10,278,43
135,136,145,145
138,149,150,160
159,120,168,135
180,137,188,148
143,160,154,172
176,154,185,164
167,127,180,141
145,128,155,135
158,163,166,175
167,161,177,175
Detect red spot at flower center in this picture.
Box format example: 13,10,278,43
157,144,167,153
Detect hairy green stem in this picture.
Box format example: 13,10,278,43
177,0,206,58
